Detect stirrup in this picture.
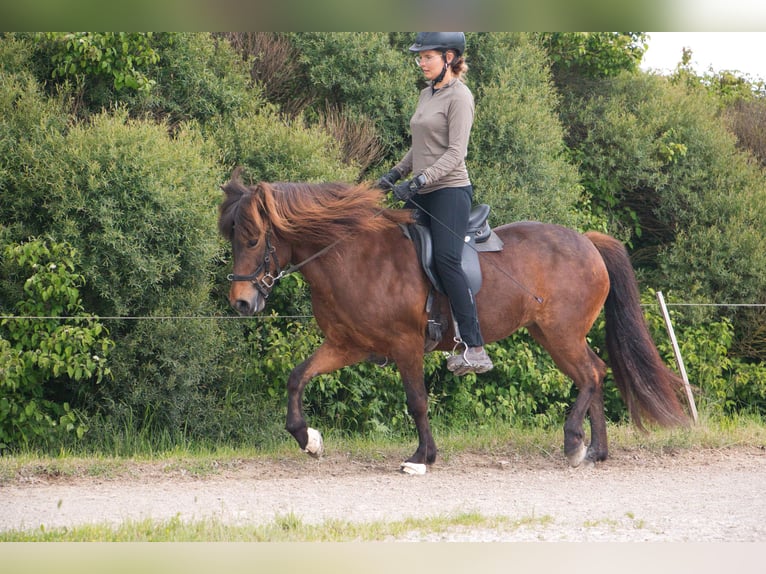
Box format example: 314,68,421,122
446,340,493,376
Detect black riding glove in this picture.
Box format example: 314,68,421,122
377,168,402,191
392,174,426,202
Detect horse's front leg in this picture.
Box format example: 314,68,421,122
396,352,437,475
285,342,361,457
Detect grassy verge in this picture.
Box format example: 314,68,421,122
2,413,764,485
0,511,555,542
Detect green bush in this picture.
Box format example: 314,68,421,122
640,290,766,418
0,70,68,233
538,32,647,80
284,32,417,163
144,33,253,128
1,93,230,439
210,98,359,183
36,32,160,93
0,238,113,451
28,32,253,128
467,33,585,228
29,111,220,318
563,72,766,358
428,332,577,428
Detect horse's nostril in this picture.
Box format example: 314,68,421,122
234,299,252,315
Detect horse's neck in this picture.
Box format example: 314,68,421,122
290,242,338,280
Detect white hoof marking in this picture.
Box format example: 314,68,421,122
400,462,427,475
304,427,324,458
567,443,588,467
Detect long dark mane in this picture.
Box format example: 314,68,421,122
218,167,413,249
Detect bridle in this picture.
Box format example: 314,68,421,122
226,226,342,300
226,228,287,300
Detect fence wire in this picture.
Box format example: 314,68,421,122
1,302,765,321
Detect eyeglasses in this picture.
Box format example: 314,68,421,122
414,54,441,66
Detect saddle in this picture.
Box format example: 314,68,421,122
401,204,504,351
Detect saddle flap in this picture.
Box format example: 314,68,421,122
401,203,503,296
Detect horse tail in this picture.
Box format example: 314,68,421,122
585,231,689,430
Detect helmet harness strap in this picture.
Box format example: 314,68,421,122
432,52,450,92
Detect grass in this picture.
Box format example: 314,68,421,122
2,415,764,542
2,413,764,485
0,511,556,542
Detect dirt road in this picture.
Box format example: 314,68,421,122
2,446,765,541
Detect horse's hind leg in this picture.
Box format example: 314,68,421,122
527,325,608,466
584,364,609,463
285,342,364,457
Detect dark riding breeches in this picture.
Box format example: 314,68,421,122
409,185,484,347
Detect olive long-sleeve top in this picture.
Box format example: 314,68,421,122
394,78,474,194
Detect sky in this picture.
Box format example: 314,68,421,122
641,32,766,80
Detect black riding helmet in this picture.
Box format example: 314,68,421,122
409,32,465,88
408,32,465,57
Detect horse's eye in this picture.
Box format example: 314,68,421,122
247,240,258,248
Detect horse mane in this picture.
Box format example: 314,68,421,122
218,167,414,249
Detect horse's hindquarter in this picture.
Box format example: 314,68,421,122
477,221,610,343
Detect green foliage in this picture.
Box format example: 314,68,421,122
428,332,576,428
210,98,359,183
0,68,69,232
37,115,230,437
467,33,585,227
284,32,417,161
538,32,647,79
2,32,766,454
562,73,687,246
640,290,766,417
143,33,253,127
30,111,221,318
0,238,113,451
35,32,159,92
563,72,766,360
0,68,231,440
28,32,253,128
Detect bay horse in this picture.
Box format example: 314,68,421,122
219,167,689,474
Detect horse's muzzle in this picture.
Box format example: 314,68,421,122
229,283,266,316
233,298,255,316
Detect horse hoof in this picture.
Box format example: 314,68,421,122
303,427,324,458
566,442,588,467
400,462,427,475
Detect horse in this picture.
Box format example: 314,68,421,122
218,167,689,474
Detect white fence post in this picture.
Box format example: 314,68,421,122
656,291,699,423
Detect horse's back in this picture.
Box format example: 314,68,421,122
491,220,606,273
476,220,610,341
494,220,591,250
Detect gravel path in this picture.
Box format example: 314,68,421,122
2,446,765,541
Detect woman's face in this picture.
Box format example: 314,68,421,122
415,49,446,81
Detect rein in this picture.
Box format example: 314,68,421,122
227,192,543,304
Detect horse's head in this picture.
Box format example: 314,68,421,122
219,167,414,315
219,169,292,316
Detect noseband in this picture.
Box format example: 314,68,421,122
227,229,287,300
227,227,341,299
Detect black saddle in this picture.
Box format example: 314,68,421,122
402,204,504,295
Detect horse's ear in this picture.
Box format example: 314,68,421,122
221,166,252,198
